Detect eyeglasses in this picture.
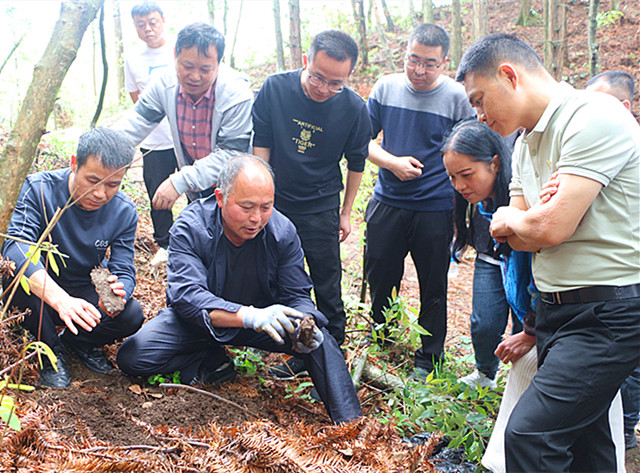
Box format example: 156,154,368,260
307,73,346,93
405,56,446,71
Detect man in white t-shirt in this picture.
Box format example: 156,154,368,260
124,1,176,266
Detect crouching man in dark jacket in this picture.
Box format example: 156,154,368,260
117,155,362,424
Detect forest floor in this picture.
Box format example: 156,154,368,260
1,0,639,471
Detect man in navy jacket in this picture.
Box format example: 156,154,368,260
2,128,144,388
117,155,362,424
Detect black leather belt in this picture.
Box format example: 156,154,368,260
540,283,640,305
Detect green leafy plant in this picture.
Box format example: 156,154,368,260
371,287,430,351
284,381,314,401
597,9,623,28
0,341,54,433
229,347,264,376
147,371,181,385
408,370,503,462
379,355,504,463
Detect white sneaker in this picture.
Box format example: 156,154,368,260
150,247,169,267
458,370,497,389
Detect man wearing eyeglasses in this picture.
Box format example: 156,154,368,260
252,30,372,378
365,24,474,378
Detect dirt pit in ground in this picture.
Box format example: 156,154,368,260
24,351,328,447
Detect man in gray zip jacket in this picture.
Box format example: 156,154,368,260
115,22,252,207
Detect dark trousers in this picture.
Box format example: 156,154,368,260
280,209,345,346
8,279,144,350
141,148,177,248
622,362,640,436
505,297,640,472
365,198,452,371
116,308,362,424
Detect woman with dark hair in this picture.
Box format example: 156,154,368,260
442,119,529,391
441,119,625,472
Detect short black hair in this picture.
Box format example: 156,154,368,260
409,23,450,59
76,128,135,170
217,155,274,203
456,33,544,82
131,1,163,19
175,23,225,63
308,30,359,71
587,70,635,104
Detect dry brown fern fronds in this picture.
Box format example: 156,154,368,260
1,406,50,462
56,455,160,473
195,447,246,473
402,443,437,473
0,306,27,328
233,420,331,473
0,255,16,277
307,416,369,449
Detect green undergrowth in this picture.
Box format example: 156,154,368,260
349,290,502,465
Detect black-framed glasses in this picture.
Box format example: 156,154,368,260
307,73,346,93
405,56,446,71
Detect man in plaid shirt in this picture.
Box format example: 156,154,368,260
116,22,253,209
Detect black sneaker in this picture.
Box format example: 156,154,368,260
268,357,308,380
626,430,638,450
60,333,114,374
39,347,70,388
190,357,237,386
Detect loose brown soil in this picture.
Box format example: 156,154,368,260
29,354,328,447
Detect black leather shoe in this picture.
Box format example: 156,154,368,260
190,357,237,386
268,357,308,380
60,334,114,374
39,347,70,388
71,345,114,373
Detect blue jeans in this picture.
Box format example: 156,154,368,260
471,257,522,379
622,362,640,436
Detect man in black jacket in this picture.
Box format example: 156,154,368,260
117,155,362,424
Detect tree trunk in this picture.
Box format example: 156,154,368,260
450,0,462,68
0,0,104,240
588,0,601,76
112,0,125,104
544,0,567,80
380,0,394,31
207,0,215,24
423,0,434,23
288,0,302,69
352,0,368,67
515,0,535,26
273,0,285,71
372,0,395,71
609,0,620,10
229,0,243,69
407,0,418,27
472,0,488,41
